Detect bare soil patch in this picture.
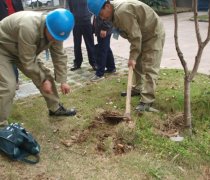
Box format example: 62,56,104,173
61,111,134,155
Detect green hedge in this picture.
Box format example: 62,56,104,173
140,0,168,9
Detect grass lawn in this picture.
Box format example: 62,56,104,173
0,69,209,179
195,14,209,22
156,6,209,22
156,7,192,16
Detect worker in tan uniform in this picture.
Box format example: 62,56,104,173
87,0,165,112
0,9,76,127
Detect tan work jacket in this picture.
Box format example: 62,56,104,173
0,11,68,86
111,0,165,61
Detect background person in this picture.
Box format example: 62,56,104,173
0,0,24,90
87,0,165,112
90,16,116,82
68,0,97,71
0,9,76,127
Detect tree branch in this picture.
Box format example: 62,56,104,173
193,0,202,44
203,9,210,46
173,0,188,75
190,1,210,80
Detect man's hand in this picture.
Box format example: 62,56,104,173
100,30,107,38
128,59,136,69
42,79,53,94
60,83,70,95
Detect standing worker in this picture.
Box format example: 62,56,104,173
0,0,24,90
68,0,97,71
87,0,165,112
0,9,76,127
90,16,116,81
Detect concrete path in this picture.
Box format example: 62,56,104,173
15,12,210,99
63,12,210,74
161,12,210,74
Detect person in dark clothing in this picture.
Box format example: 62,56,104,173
0,1,8,20
90,16,116,81
0,0,23,20
68,0,97,71
0,0,24,90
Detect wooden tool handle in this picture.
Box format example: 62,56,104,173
125,66,133,116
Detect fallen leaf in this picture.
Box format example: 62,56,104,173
61,140,72,147
117,144,124,149
53,145,60,150
70,136,77,140
53,129,59,133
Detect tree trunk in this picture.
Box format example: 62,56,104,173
184,76,192,129
173,0,210,134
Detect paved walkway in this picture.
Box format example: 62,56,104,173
15,12,210,99
15,47,128,99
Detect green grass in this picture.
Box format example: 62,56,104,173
198,15,209,21
1,69,210,179
156,7,192,16
190,14,209,22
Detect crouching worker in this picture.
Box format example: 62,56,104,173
0,9,76,127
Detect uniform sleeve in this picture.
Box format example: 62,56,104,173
50,42,68,83
117,12,142,61
17,22,46,86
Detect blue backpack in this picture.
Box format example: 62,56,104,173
0,123,40,164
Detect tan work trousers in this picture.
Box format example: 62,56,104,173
0,52,60,122
133,33,165,104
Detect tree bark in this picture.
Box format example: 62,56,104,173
173,0,192,129
184,76,192,128
172,0,210,132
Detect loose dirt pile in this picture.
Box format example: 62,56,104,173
61,111,134,155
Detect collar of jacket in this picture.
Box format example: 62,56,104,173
40,14,46,39
40,13,53,46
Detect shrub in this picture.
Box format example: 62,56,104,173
141,0,168,9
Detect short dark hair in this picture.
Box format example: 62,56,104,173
102,0,110,9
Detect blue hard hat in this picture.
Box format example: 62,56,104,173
87,0,106,16
46,9,75,41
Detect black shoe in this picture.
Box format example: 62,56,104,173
49,105,76,116
105,68,116,73
70,65,81,71
91,64,98,71
121,90,140,97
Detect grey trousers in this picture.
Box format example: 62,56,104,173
133,33,165,104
